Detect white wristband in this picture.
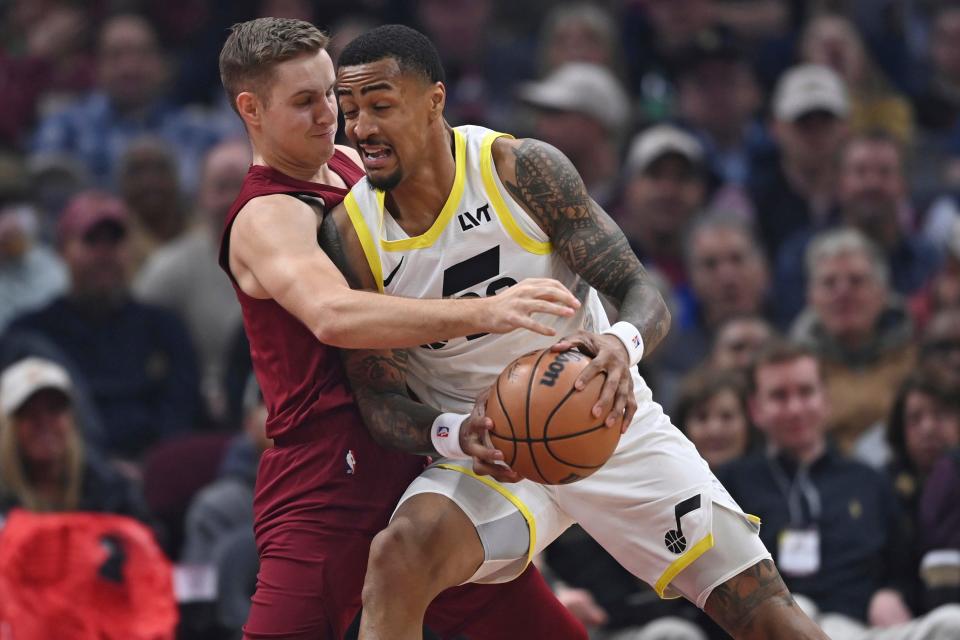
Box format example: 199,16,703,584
431,412,472,459
602,321,644,366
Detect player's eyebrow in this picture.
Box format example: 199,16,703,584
359,82,394,95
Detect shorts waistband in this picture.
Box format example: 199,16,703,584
271,404,362,448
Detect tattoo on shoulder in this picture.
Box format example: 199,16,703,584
318,210,362,289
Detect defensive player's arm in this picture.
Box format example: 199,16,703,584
230,194,577,349
493,137,671,354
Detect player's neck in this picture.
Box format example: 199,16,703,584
384,125,457,235
251,146,331,185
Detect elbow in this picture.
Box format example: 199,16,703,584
313,321,349,348
311,296,355,348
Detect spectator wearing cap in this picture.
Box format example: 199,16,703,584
29,14,226,193
0,357,149,520
749,64,850,258
775,132,940,326
791,228,915,455
675,28,769,190
617,125,706,324
799,13,914,147
135,139,248,424
7,190,201,463
517,62,630,207
0,154,67,332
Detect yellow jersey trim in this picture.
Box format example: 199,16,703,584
654,533,715,599
436,463,537,569
379,129,467,252
746,514,761,526
343,191,385,292
479,132,553,256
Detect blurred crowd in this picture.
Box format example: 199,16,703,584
2,0,960,638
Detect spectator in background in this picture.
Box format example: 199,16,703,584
8,190,200,463
135,139,248,425
517,62,630,207
118,137,188,272
30,14,224,193
711,314,776,372
913,2,960,136
717,342,960,638
775,132,940,325
920,309,960,388
654,214,770,407
535,3,624,79
0,154,67,331
617,124,706,308
917,447,960,613
800,13,914,146
0,357,149,520
675,28,767,193
750,64,850,258
791,229,915,455
911,221,960,330
675,366,754,468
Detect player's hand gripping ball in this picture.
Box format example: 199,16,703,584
485,348,622,484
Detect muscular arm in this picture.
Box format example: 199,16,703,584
495,137,671,353
230,194,490,350
319,205,440,454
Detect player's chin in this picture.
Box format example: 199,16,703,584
367,167,403,191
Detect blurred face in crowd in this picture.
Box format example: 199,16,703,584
533,109,606,165
684,388,750,468
119,141,181,236
902,390,960,475
62,220,130,304
14,389,73,467
240,49,338,173
922,310,960,386
751,356,827,456
801,14,867,86
624,154,704,242
644,0,713,50
98,15,167,112
933,8,960,82
688,226,768,325
338,59,443,191
198,141,250,228
678,60,760,138
809,249,886,346
543,14,614,71
417,0,491,61
775,110,848,172
712,317,774,371
838,139,904,238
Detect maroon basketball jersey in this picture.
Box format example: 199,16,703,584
218,150,364,440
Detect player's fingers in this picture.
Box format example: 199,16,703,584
512,316,557,337
607,378,630,429
473,458,520,483
573,358,605,391
592,368,620,420
534,285,580,309
528,300,577,318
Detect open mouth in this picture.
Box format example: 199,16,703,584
360,144,393,169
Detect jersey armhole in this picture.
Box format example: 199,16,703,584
479,133,552,256
343,191,385,292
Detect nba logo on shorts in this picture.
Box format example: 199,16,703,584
345,450,357,475
437,426,450,438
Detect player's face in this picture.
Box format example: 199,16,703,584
258,50,338,169
337,59,439,191
750,357,827,455
684,389,750,469
903,390,960,475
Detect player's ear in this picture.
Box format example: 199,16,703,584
236,91,261,129
427,81,446,122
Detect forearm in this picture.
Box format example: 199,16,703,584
613,274,671,356
317,290,488,349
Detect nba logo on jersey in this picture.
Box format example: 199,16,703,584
345,450,357,475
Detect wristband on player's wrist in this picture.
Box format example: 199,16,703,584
430,412,472,459
602,321,644,366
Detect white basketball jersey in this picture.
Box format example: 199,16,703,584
343,125,653,414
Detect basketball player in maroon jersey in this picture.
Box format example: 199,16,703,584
217,17,587,640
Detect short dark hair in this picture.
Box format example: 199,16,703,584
338,24,445,85
886,368,960,470
219,18,329,114
748,340,820,395
675,366,750,431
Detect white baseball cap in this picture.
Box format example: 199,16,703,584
626,125,704,175
773,64,850,122
0,357,72,416
517,62,631,134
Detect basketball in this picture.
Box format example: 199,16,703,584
484,348,622,485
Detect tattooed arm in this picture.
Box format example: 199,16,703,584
492,137,670,428
493,137,670,353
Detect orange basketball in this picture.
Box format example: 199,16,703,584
485,348,622,484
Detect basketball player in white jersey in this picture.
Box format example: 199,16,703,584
323,25,829,640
